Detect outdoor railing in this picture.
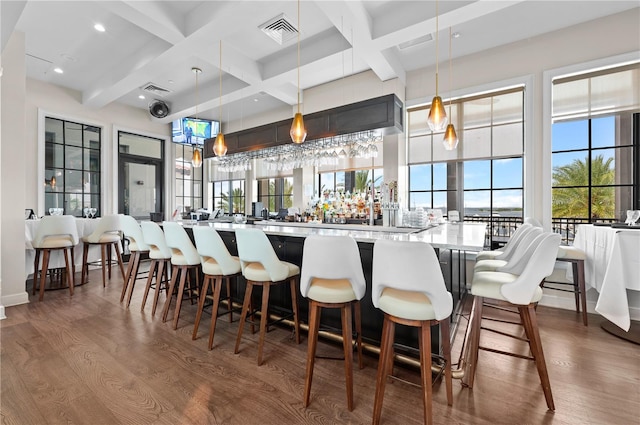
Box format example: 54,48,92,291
461,215,617,247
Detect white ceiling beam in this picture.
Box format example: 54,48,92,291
99,0,186,45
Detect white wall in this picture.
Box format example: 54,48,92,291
1,31,28,309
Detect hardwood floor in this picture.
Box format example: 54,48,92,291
2,268,639,425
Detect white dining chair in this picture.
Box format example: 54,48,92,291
474,226,543,272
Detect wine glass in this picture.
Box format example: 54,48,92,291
628,210,640,226
49,208,55,216
83,207,90,218
89,208,97,218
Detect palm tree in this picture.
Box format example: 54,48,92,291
552,155,614,219
355,170,382,195
218,188,244,213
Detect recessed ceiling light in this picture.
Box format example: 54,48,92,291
138,95,146,100
94,23,106,32
452,32,461,39
253,98,259,102
53,67,63,74
168,80,175,84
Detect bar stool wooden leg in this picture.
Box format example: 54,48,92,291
38,249,51,302
440,318,453,406
192,275,212,340
289,277,300,344
63,248,74,296
419,321,433,425
121,250,135,302
257,282,271,366
114,242,126,282
226,277,233,323
355,300,363,369
172,266,189,330
464,295,484,389
521,304,555,411
141,259,157,312
207,276,224,350
342,302,354,411
81,243,89,285
235,282,254,355
162,267,180,323
303,301,321,408
124,251,142,307
152,261,167,317
33,250,41,295
101,244,108,286
576,260,588,326
372,315,395,425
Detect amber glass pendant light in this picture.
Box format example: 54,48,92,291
214,40,228,157
191,67,203,168
443,27,458,150
427,0,448,132
290,0,307,144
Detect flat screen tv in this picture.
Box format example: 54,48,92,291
172,117,219,145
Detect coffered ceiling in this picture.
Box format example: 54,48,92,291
2,1,638,125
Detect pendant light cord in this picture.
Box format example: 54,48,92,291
435,0,439,97
448,26,452,115
219,40,223,132
297,0,301,114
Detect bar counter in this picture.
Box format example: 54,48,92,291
185,220,487,357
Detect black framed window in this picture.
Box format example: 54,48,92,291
258,177,293,213
174,144,203,214
44,117,101,217
212,179,245,214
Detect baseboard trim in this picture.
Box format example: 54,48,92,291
540,293,640,322
1,292,30,309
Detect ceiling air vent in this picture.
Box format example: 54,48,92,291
259,13,298,45
398,34,433,50
141,83,172,97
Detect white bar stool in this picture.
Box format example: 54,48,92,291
32,215,79,301
300,235,366,411
80,214,126,287
120,215,150,307
161,222,202,330
371,240,453,425
140,221,172,316
464,232,561,411
192,226,242,350
234,228,301,366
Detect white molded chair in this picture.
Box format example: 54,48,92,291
371,240,453,425
140,221,172,316
474,226,543,272
120,215,150,307
32,215,79,301
192,226,242,350
464,232,561,411
475,223,533,262
300,235,366,411
234,228,301,366
81,214,126,287
161,221,202,330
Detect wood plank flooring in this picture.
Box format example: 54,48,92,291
1,267,639,425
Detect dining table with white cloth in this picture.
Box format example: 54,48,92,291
572,224,640,331
24,218,116,281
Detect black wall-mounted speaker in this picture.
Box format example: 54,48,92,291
149,100,170,118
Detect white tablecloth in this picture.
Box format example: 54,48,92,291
572,225,640,330
24,218,108,280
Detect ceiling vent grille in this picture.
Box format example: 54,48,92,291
141,83,172,97
259,13,298,45
398,34,433,50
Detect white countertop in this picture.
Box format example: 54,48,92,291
190,221,487,252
